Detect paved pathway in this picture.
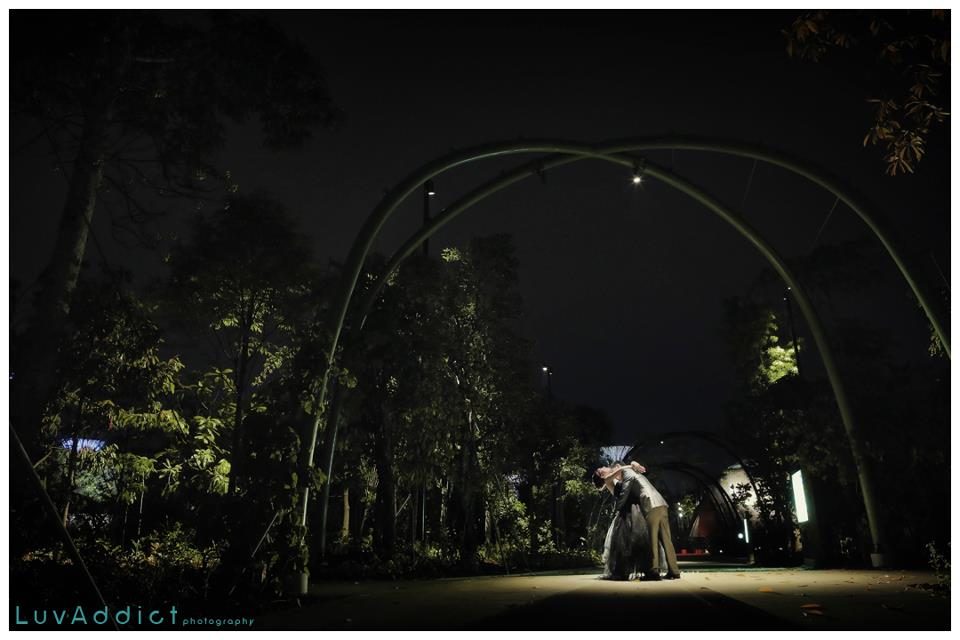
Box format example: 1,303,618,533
258,566,949,630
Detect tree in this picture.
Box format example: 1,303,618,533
722,239,950,565
336,235,535,567
11,10,338,452
784,9,950,175
18,275,185,555
163,194,317,495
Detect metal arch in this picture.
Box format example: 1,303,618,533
324,153,882,548
346,138,949,357
626,431,773,525
599,135,949,359
591,461,740,549
294,139,925,591
656,461,743,534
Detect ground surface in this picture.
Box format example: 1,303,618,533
257,563,950,631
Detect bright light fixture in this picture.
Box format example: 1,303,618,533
631,174,643,185
743,517,750,544
791,470,809,523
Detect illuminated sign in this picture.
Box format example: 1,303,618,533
791,470,809,523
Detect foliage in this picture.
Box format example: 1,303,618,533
721,297,800,394
14,523,221,611
40,279,185,444
162,194,317,495
721,241,949,566
926,541,950,593
784,9,950,175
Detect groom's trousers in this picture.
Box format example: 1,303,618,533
646,506,681,576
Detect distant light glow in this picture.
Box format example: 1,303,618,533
737,533,744,540
61,438,105,452
542,366,549,372
791,470,809,523
631,174,643,185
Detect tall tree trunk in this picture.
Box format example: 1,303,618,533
411,485,419,547
350,466,370,551
340,487,350,544
61,433,80,528
12,33,134,454
228,306,253,495
373,405,396,558
458,408,479,571
519,482,538,555
555,481,566,548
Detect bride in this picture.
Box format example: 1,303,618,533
595,463,652,580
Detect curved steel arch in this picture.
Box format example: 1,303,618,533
592,461,741,550
626,431,771,523
656,461,743,534
350,138,948,355
294,139,926,590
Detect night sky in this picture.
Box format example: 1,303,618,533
10,10,950,448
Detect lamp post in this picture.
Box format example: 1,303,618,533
422,180,435,257
542,365,553,399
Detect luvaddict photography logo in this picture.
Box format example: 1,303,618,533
13,605,255,629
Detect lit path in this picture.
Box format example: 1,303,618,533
257,567,948,630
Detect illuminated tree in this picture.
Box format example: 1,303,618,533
162,194,317,495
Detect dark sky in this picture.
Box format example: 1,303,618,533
10,10,950,451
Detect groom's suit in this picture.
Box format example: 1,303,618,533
614,467,681,577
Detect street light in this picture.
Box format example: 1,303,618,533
422,180,436,257
542,365,553,398
631,160,646,186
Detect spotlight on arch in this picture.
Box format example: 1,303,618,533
631,160,646,186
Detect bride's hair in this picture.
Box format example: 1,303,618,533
591,470,605,489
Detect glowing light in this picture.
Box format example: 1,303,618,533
791,469,809,523
737,533,744,540
61,438,105,451
743,517,750,544
631,174,643,185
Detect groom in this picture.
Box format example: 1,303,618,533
613,461,682,581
